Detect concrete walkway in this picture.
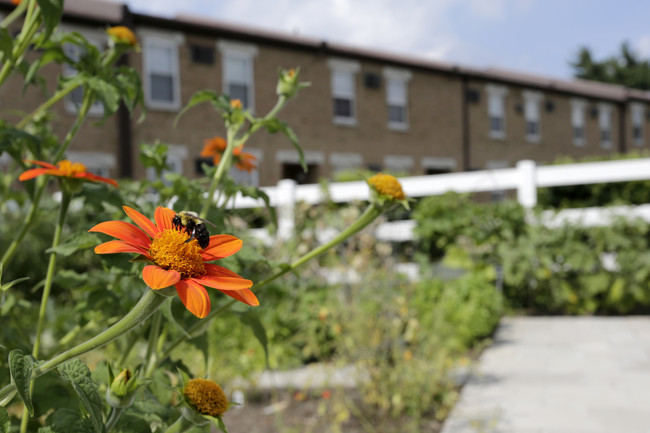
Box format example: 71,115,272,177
441,316,650,433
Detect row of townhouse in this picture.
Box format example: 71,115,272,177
3,0,650,187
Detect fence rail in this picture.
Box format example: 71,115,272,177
226,158,650,240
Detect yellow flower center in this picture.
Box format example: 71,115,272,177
58,160,87,176
368,173,406,200
184,378,229,417
149,229,206,278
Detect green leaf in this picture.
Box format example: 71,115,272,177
262,119,306,171
58,359,105,433
0,406,9,433
112,415,151,433
46,232,100,256
8,350,34,416
39,409,93,433
1,276,29,293
0,28,13,62
236,311,269,369
84,76,120,118
36,0,64,42
174,90,219,127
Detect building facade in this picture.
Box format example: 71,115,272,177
2,0,650,186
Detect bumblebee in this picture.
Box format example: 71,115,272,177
172,211,215,249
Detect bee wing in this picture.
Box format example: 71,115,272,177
196,216,217,227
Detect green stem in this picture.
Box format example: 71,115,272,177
32,191,71,358
0,288,174,405
256,204,383,288
200,128,236,219
0,2,40,88
16,82,79,130
160,204,383,361
0,179,45,268
0,0,28,29
143,311,162,377
199,95,289,219
105,406,124,431
53,90,95,163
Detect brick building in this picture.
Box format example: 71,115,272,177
3,0,650,186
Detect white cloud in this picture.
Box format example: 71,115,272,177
636,35,650,59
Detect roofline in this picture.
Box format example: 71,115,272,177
2,0,649,103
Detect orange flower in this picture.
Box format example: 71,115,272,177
90,206,257,318
107,26,138,47
19,159,118,187
11,0,20,5
230,99,242,109
200,136,257,173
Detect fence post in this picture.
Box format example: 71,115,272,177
277,179,297,240
516,159,537,208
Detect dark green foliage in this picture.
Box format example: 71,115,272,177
572,42,650,90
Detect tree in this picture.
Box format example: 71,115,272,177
571,42,650,90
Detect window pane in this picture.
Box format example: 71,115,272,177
388,104,405,123
387,79,406,104
332,70,353,97
490,116,503,133
526,121,539,137
149,45,173,73
334,97,353,118
228,83,249,108
225,57,250,83
150,74,174,102
488,94,503,116
574,126,584,140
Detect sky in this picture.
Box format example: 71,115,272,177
121,0,650,81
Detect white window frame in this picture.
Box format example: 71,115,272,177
217,40,258,113
328,58,360,126
329,152,363,175
486,84,508,139
383,67,412,131
60,25,105,117
599,103,613,149
571,99,587,147
632,102,645,147
141,30,183,111
523,90,542,143
422,157,456,174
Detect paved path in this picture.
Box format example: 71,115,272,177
441,316,650,433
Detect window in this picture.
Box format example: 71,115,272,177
329,152,363,178
599,103,613,149
383,68,412,130
523,91,542,142
276,150,323,184
62,31,105,116
218,41,258,111
383,155,413,175
143,32,182,110
328,59,360,125
486,84,508,139
571,99,586,146
632,103,645,146
422,157,456,175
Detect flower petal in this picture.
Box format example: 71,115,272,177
201,235,242,261
123,206,160,238
23,160,57,169
89,221,151,248
191,264,253,290
175,279,211,318
76,172,118,188
94,240,149,256
142,265,181,290
18,168,50,181
220,288,259,307
155,207,176,231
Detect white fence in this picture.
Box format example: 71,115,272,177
225,158,650,241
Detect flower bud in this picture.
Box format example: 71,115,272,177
184,378,229,418
276,68,309,98
107,26,138,47
367,173,409,210
106,369,138,408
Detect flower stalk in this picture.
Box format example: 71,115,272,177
0,287,175,406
